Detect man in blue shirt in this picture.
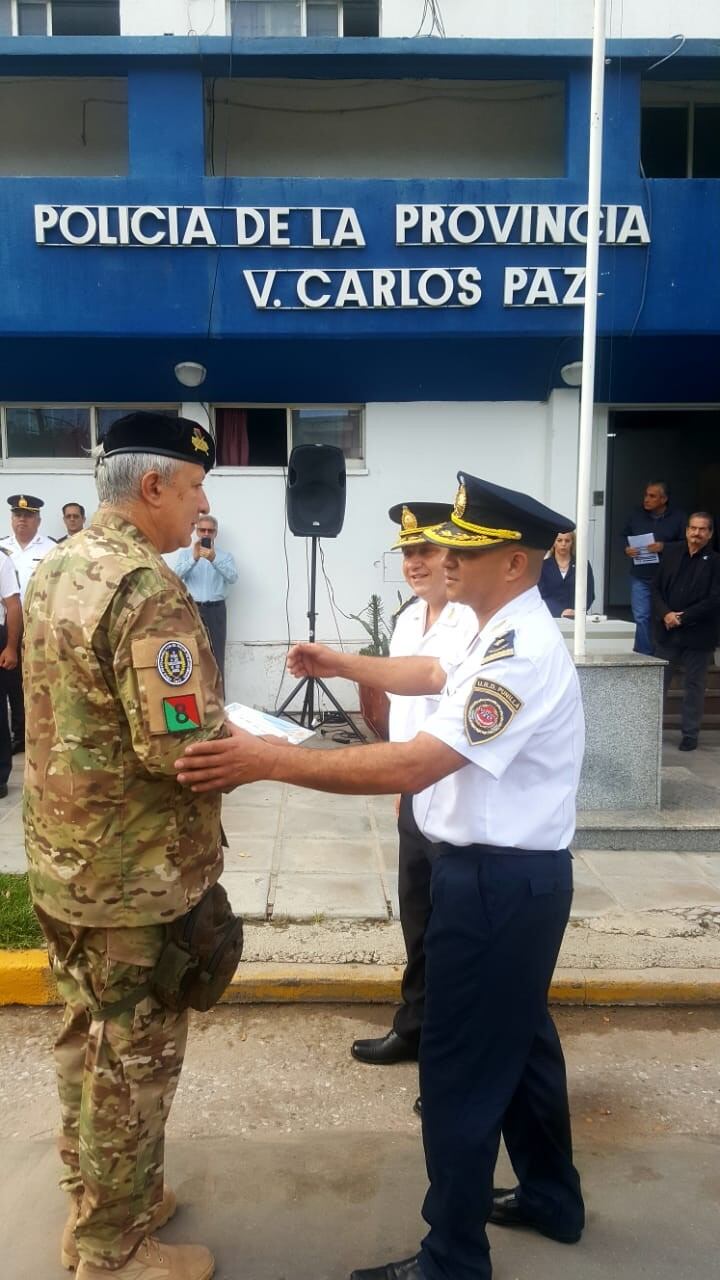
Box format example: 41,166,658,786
622,480,686,655
175,515,238,690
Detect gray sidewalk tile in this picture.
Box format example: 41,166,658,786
380,839,399,874
367,805,399,835
0,838,26,874
272,872,388,920
284,786,369,812
600,877,720,911
689,853,720,887
220,806,281,838
384,871,400,919
583,850,713,882
277,836,379,875
278,805,373,841
571,865,619,917
221,871,270,919
221,781,285,809
223,837,275,873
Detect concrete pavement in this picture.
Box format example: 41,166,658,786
4,733,720,1003
2,1004,719,1279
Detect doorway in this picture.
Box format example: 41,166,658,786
605,408,720,612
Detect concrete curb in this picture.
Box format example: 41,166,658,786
3,951,720,1008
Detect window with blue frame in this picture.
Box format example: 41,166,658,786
0,406,178,461
641,82,720,178
7,1,119,36
213,405,364,467
228,0,379,37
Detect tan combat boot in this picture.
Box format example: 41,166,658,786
75,1237,214,1280
62,1187,178,1270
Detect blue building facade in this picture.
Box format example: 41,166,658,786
0,31,718,699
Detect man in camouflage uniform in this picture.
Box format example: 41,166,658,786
24,412,224,1280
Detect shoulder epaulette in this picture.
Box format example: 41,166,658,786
480,629,516,667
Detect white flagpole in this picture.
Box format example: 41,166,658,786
573,0,607,658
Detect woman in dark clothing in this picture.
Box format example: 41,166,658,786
539,531,595,618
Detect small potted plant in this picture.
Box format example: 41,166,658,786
351,593,393,740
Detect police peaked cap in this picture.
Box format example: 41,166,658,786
99,412,215,473
8,493,44,513
388,501,453,549
425,473,575,551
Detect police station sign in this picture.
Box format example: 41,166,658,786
34,202,650,311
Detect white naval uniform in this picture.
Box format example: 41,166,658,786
0,555,20,626
414,585,585,850
388,599,478,743
0,532,56,602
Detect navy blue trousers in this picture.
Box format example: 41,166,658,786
418,846,584,1280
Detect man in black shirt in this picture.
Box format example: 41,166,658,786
653,512,720,751
623,481,686,655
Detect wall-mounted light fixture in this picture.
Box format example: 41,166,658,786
560,361,583,387
174,361,207,388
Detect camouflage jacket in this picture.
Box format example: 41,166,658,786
23,511,225,927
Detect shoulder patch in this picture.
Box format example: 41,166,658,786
464,678,523,746
480,629,515,667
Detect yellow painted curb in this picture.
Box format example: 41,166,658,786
3,953,720,1008
0,949,56,1006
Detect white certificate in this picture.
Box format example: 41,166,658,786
628,533,659,565
224,703,315,745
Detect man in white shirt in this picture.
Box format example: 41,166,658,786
0,550,22,798
176,472,586,1280
352,502,477,1104
174,515,238,691
0,494,56,753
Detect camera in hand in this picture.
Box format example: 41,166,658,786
200,537,212,548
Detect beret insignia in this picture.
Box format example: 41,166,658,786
191,429,210,456
464,678,522,745
480,630,516,667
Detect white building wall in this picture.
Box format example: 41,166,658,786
118,0,720,40
120,0,225,36
383,1,720,40
0,396,580,710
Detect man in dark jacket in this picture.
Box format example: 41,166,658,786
623,481,686,655
653,512,720,751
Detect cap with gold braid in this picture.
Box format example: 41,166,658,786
425,473,574,551
388,501,453,549
8,493,44,514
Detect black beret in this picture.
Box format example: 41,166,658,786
388,502,453,549
99,412,215,473
426,473,574,552
8,493,44,512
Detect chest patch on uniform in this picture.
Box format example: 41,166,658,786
163,693,202,733
464,678,523,745
480,629,515,667
156,640,193,686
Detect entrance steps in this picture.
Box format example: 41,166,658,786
576,743,720,851
663,663,720,732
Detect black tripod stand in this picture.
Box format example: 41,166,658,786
277,537,365,740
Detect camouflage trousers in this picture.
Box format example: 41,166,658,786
36,908,188,1270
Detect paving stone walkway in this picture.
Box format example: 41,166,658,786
3,734,720,924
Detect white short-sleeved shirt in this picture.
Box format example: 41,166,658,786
0,532,56,601
413,586,585,851
388,599,478,743
0,554,20,626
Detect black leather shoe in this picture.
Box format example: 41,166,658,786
413,1095,422,1117
0,784,7,799
489,1189,582,1244
351,1256,424,1280
679,736,698,752
11,739,24,755
351,1030,418,1065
